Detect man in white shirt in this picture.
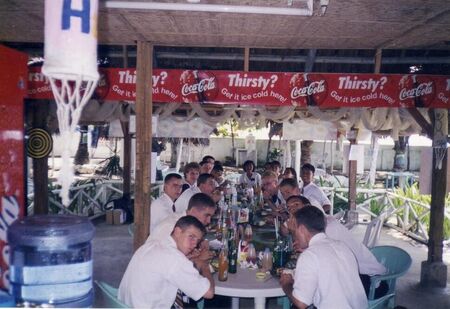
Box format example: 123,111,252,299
150,173,183,233
285,195,387,297
280,206,368,309
279,178,322,211
239,160,262,188
175,173,221,214
118,216,214,308
149,193,217,244
301,163,331,214
182,162,200,193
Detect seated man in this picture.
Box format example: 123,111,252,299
285,195,387,297
199,155,215,174
149,193,216,244
261,171,285,208
239,160,261,188
150,173,183,233
118,216,215,308
279,178,322,211
280,207,367,309
182,162,200,193
175,173,221,214
300,163,331,214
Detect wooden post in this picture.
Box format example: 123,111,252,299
134,41,153,251
420,109,448,287
347,130,358,212
121,45,131,197
32,101,49,214
427,147,446,263
121,121,131,196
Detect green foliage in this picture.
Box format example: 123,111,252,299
214,120,239,137
268,148,282,162
392,183,450,240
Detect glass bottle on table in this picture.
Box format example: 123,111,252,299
228,228,238,274
273,237,288,269
262,247,273,271
218,241,229,281
246,243,257,265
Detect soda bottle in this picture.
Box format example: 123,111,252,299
262,248,273,271
228,229,238,274
218,241,229,281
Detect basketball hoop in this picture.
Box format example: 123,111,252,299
42,0,99,206
433,109,448,170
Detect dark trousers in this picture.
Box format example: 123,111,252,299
360,274,389,299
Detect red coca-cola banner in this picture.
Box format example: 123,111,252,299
27,67,450,108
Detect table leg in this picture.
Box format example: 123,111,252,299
231,297,239,309
254,297,266,309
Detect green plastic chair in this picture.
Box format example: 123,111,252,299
368,246,412,309
95,280,205,309
95,280,127,308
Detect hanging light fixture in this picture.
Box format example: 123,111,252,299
103,1,314,16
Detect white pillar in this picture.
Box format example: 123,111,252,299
175,138,184,172
187,139,192,162
295,140,301,179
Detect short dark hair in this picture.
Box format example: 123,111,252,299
286,195,311,207
202,155,215,163
271,160,281,170
164,173,182,184
279,178,298,189
284,167,298,180
294,206,325,233
197,173,214,185
212,164,223,172
183,162,200,176
243,160,255,171
301,163,315,174
173,215,206,236
188,193,216,211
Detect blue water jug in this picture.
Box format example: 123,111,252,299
8,215,95,307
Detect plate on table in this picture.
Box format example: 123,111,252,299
209,239,223,251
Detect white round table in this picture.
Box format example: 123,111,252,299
214,268,286,309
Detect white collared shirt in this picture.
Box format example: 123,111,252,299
293,233,368,309
302,182,331,208
150,193,175,233
174,186,201,214
147,211,186,242
239,172,262,187
325,216,387,276
118,236,210,308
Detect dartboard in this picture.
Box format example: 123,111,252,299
27,128,53,159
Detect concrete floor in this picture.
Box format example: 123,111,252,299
92,221,450,309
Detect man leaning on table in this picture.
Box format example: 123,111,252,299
279,206,368,309
118,216,214,308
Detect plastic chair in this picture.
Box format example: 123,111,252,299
95,280,205,309
363,213,386,248
367,246,412,309
95,280,127,308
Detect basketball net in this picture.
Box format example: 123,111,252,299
433,109,448,170
48,77,98,206
42,0,99,206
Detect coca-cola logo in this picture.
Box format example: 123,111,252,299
93,71,109,100
289,73,328,106
398,75,435,107
291,80,325,99
399,82,433,100
181,77,216,96
180,71,219,103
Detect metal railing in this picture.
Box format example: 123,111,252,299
28,180,125,219
28,180,164,219
322,187,450,243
